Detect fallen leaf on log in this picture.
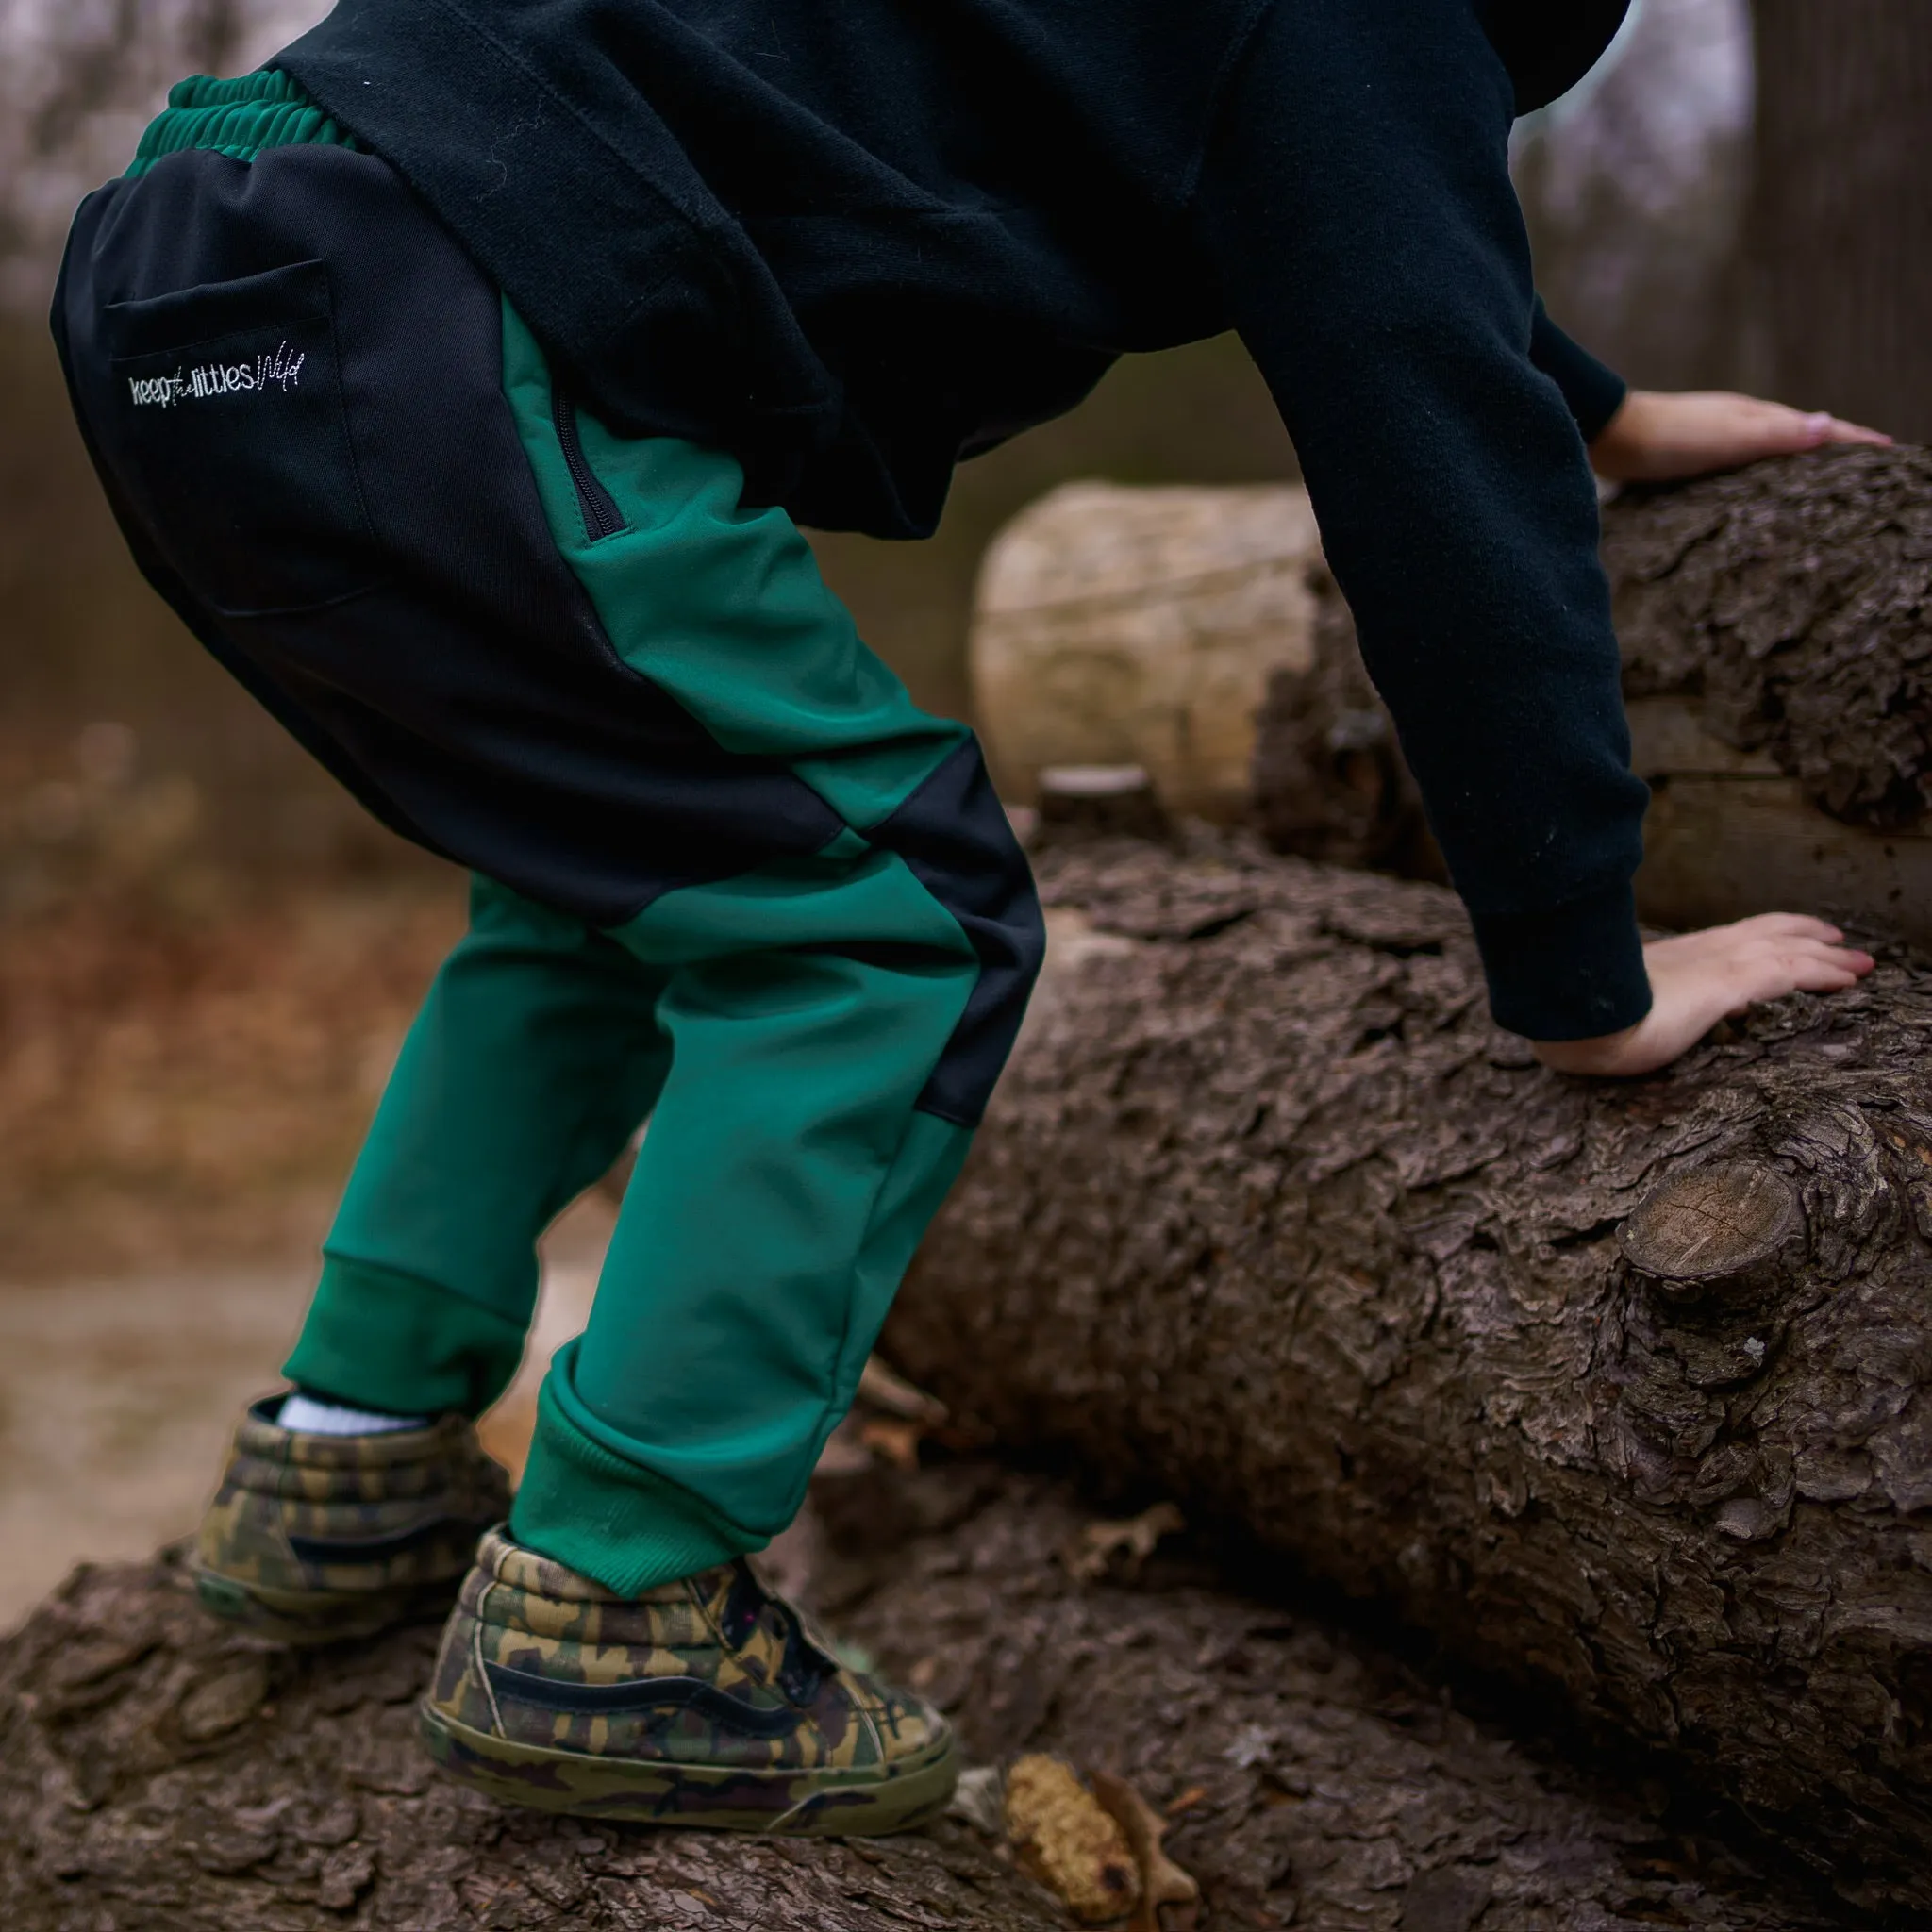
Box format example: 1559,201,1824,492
1064,1502,1186,1584
1090,1769,1201,1932
947,1762,1008,1837
1006,1754,1142,1922
858,1415,925,1470
857,1354,949,1424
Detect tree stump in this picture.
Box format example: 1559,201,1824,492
970,482,1324,822
0,1461,1857,1930
886,829,1932,1916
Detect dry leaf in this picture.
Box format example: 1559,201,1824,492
1091,1769,1201,1932
1005,1755,1141,1923
947,1762,1007,1837
1164,1785,1208,1817
858,1354,948,1424
858,1415,925,1470
1064,1502,1186,1584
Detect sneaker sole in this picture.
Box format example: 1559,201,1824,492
192,1565,461,1646
417,1698,960,1835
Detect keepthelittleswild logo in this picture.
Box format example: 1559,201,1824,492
128,340,307,409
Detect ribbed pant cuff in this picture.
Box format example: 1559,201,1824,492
510,1356,759,1596
283,1255,527,1418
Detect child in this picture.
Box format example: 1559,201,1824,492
53,0,1879,1835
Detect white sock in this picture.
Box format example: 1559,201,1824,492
278,1391,431,1435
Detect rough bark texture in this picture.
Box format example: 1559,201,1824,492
1248,574,1435,875
0,1462,1857,1931
887,831,1932,1916
1607,445,1932,832
1254,446,1932,942
1747,1,1932,446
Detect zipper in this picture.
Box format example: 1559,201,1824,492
550,380,628,542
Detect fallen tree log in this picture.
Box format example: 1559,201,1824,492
972,482,1327,822
0,1461,1850,1930
886,830,1932,1916
1255,443,1932,941
965,447,1932,939
1605,443,1932,941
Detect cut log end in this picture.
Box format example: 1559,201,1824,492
1619,1162,1804,1293
1035,764,1174,843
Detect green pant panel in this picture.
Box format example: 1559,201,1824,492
286,874,673,1414
291,842,979,1592
286,301,996,1596
500,305,967,832
550,850,976,1520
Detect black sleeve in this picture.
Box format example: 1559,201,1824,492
1190,0,1651,1041
1531,298,1627,443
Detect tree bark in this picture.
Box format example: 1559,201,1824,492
1255,445,1932,944
1746,1,1932,444
886,831,1932,1916
1607,445,1932,832
975,450,1932,934
0,1461,1856,1930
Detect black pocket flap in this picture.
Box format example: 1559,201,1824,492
105,258,331,358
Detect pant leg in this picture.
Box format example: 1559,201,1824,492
510,834,996,1593
284,873,672,1417
492,307,1046,1595
58,143,1043,1587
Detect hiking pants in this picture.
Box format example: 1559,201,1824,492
52,75,1043,1594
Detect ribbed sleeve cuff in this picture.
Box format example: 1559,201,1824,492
1470,878,1652,1041
1529,301,1629,445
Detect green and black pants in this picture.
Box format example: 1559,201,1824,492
53,74,1043,1593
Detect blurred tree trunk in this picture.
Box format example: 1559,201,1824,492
1748,1,1932,440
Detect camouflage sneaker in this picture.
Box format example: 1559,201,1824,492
193,1395,510,1645
418,1526,958,1834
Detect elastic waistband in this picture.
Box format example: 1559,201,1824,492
126,69,359,177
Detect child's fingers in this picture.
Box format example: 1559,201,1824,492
1806,412,1892,448
1647,914,1846,965
1723,938,1872,1007
1723,911,1845,942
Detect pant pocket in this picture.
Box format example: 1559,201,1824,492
100,258,385,617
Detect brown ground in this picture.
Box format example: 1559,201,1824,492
0,872,611,1626
0,874,466,1280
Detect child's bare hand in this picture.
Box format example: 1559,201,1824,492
1589,390,1890,485
1532,914,1874,1078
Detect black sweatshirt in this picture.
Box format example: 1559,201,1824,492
275,0,1652,1041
